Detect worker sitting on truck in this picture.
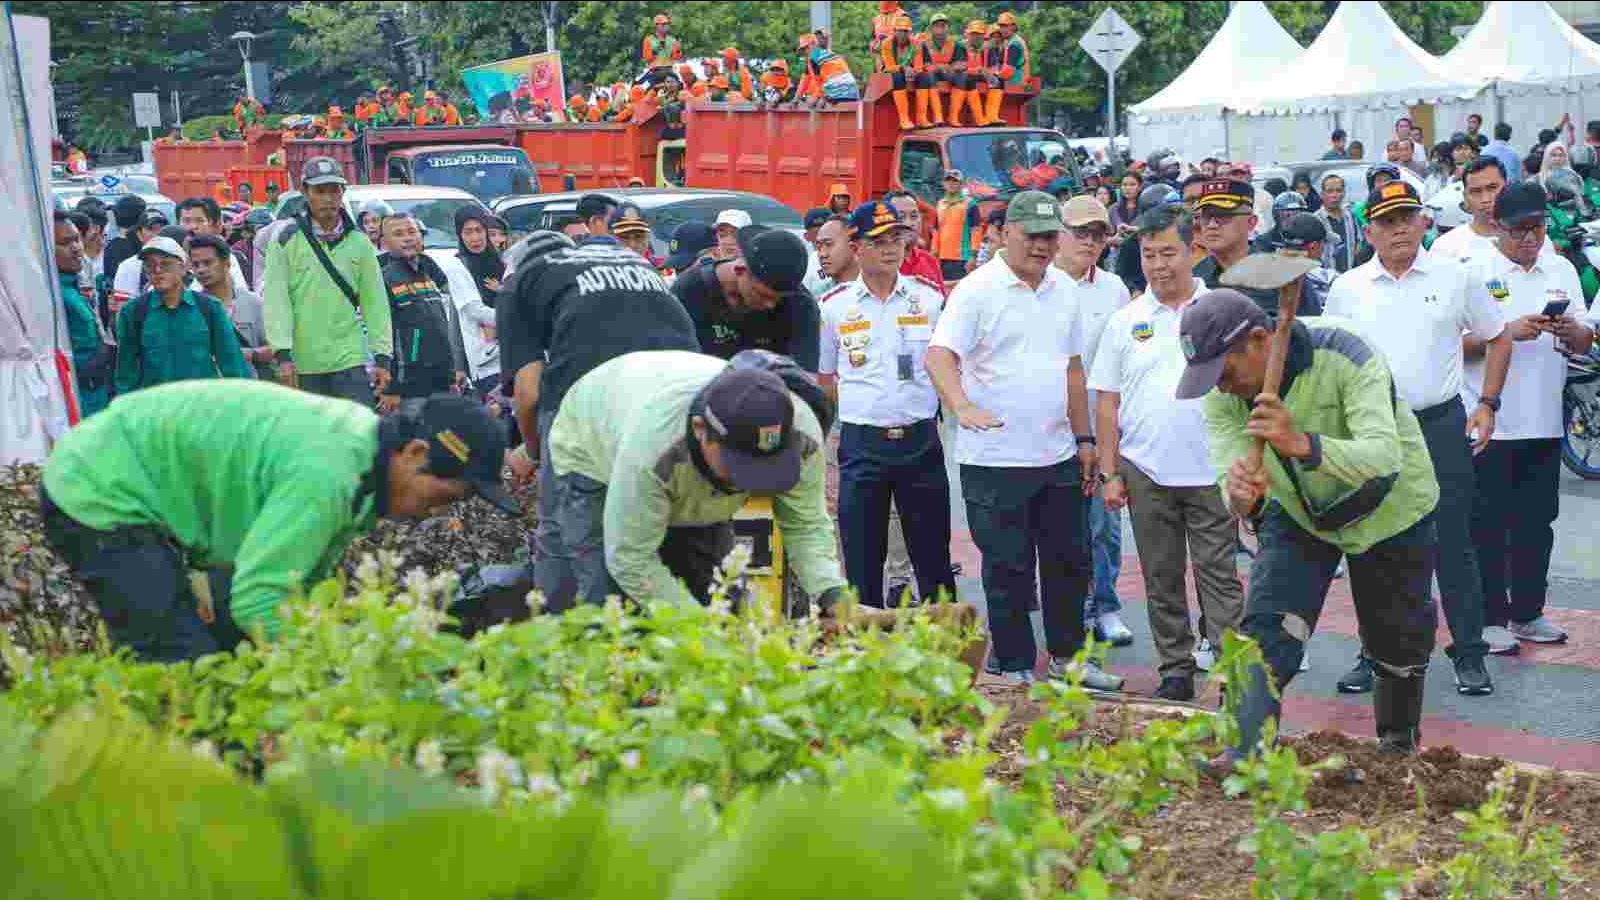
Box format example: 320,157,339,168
641,13,684,79
567,93,590,123
758,59,794,108
913,13,966,129
378,86,403,125
233,95,266,134
882,15,920,130
959,21,999,127
706,75,738,103
397,91,415,122
991,12,1030,126
353,93,379,129
721,48,756,99
801,28,859,106
322,106,355,140
414,91,449,126
871,1,906,71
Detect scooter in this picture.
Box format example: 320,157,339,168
1562,348,1600,479
1545,171,1600,303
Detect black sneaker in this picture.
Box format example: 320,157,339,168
1453,655,1494,696
1336,654,1376,694
1153,675,1196,702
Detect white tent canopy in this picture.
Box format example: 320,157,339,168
1126,0,1303,162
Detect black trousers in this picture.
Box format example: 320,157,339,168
1413,399,1490,659
837,420,954,609
1471,438,1562,626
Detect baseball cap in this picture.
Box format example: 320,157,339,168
142,208,170,228
715,209,754,231
1195,180,1256,215
413,393,519,516
828,183,850,198
1366,162,1402,190
1275,213,1329,250
848,200,907,239
137,235,188,266
702,368,802,495
610,205,651,236
1175,289,1271,400
1006,190,1065,235
802,207,832,230
301,156,348,187
1366,180,1424,220
735,225,809,293
1494,181,1547,228
666,222,717,271
1061,195,1110,228
943,168,964,182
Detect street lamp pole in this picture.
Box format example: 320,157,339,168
231,31,257,101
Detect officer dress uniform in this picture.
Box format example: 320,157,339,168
819,206,955,609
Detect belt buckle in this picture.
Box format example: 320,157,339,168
884,427,906,440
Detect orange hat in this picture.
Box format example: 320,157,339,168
721,47,739,59
654,13,670,25
829,183,850,198
770,59,789,72
987,24,1001,36
677,64,694,78
425,89,440,101
630,84,646,102
879,2,898,12
797,33,817,50
893,15,913,31
400,91,414,100
997,11,1018,26
966,20,988,36
710,75,730,90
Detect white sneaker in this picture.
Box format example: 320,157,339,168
1481,625,1522,655
1193,637,1217,672
1509,617,1569,644
1050,657,1125,691
1095,611,1135,646
995,669,1035,686
1333,557,1347,579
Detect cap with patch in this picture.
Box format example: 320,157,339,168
665,222,717,271
848,200,907,240
702,367,802,495
1366,180,1423,220
1494,181,1547,228
413,393,519,516
1175,289,1271,400
1061,194,1110,228
736,225,809,293
301,155,348,187
137,235,188,266
1275,213,1330,250
803,207,833,230
1195,180,1255,215
1006,190,1065,235
943,168,963,182
715,209,753,230
610,205,651,236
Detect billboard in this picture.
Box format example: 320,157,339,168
462,52,567,124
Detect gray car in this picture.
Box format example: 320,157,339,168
491,188,802,259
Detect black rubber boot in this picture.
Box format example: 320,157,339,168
1373,671,1425,753
1231,662,1283,758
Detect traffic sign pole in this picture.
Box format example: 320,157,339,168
1107,72,1115,157
1078,7,1141,146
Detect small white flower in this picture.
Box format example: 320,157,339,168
415,739,447,776
620,750,641,770
526,772,561,797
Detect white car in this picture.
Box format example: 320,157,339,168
339,184,493,252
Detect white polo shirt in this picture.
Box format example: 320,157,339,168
1430,224,1556,269
931,253,1085,468
1323,250,1505,412
819,274,944,427
1461,250,1592,440
1065,264,1132,438
1088,280,1216,487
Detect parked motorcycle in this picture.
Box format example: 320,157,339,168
1545,169,1600,304
1562,348,1600,479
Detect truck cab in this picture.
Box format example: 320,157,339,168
383,145,537,200
895,128,1079,209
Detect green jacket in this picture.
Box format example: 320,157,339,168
549,351,845,607
1202,318,1439,555
263,212,393,375
60,272,109,417
42,380,382,640
113,289,252,395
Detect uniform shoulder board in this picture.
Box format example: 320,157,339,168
910,274,944,294
819,283,851,304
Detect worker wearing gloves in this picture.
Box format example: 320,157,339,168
39,381,518,663
1176,289,1441,764
541,350,846,613
881,15,920,130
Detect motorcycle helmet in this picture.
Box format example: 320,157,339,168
1271,191,1307,229
1571,143,1597,181
1136,183,1181,216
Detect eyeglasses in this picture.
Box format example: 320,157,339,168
1067,225,1109,242
1505,222,1545,242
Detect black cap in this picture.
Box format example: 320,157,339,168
803,207,832,230
1366,180,1423,220
701,368,802,494
1175,289,1271,400
735,225,808,293
665,222,716,271
1366,163,1402,191
1276,213,1329,250
1494,181,1547,228
1195,180,1255,215
413,394,520,515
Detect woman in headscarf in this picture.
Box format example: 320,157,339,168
455,206,505,307
1540,141,1574,189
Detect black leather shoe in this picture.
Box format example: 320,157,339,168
1453,655,1493,696
1336,654,1376,694
1153,675,1196,702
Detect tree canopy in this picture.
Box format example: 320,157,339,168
20,1,1482,151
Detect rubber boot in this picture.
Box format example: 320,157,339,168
984,88,1005,126
1231,662,1283,759
1373,671,1425,753
892,89,915,130
929,88,946,126
947,89,969,128
915,89,934,128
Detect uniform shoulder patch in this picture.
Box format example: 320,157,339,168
819,283,851,304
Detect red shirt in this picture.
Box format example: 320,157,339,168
900,248,946,296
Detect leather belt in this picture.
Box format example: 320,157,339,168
851,419,934,440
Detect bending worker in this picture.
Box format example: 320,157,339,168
39,381,518,663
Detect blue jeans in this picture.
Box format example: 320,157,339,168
1084,495,1123,619
961,459,1091,674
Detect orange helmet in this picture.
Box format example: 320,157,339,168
769,59,789,72
878,2,898,13
424,89,440,101
721,47,739,59
677,63,694,78
797,33,817,50
893,15,913,31
966,20,987,36
629,84,646,102
997,12,1018,27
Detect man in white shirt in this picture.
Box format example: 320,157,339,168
1432,157,1555,267
1467,182,1593,650
1089,205,1245,701
1054,195,1134,647
819,201,954,610
175,197,252,295
928,191,1119,690
1323,180,1512,697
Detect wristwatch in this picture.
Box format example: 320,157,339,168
1098,472,1123,485
1477,395,1501,413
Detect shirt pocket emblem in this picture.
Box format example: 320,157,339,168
1132,321,1154,342
1485,278,1509,301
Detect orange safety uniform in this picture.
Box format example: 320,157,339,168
443,103,462,126
933,194,982,264
641,34,684,68
870,2,905,68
